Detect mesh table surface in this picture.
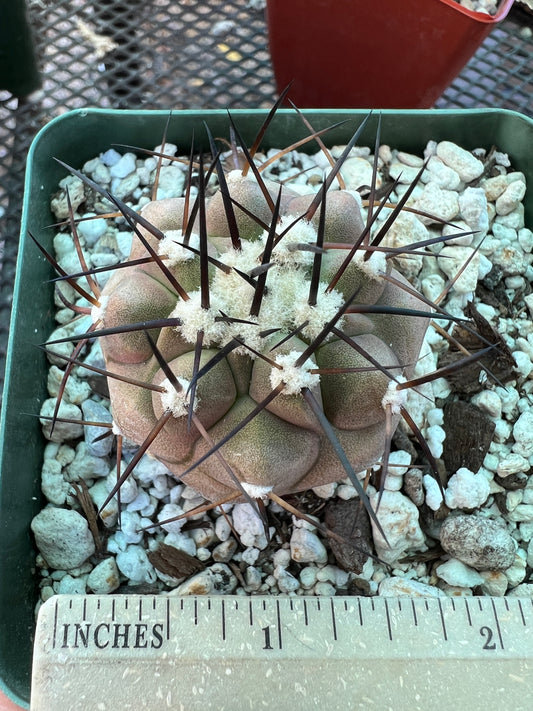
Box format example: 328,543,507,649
0,0,532,404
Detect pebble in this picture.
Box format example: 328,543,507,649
89,479,119,528
436,558,484,588
340,156,377,189
497,452,530,478
81,399,113,457
57,574,87,595
290,528,328,564
414,183,460,225
438,245,480,294
458,187,489,235
479,570,508,597
116,546,156,584
215,514,232,542
425,156,462,190
314,582,336,596
77,213,108,246
512,411,533,458
41,458,70,505
245,566,262,591
232,503,271,549
444,468,490,510
109,152,137,179
436,141,484,182
51,177,86,220
212,538,238,562
274,566,300,593
378,576,444,597
87,557,121,594
440,514,516,571
299,566,318,589
495,179,527,216
31,507,96,570
369,490,426,564
172,563,237,595
40,399,83,443
154,165,186,200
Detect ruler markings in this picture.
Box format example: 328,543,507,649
39,595,533,659
518,599,526,626
384,598,393,641
32,595,533,711
491,598,504,650
438,598,448,641
276,599,283,650
330,598,337,641
464,598,472,627
221,599,226,641
411,599,418,626
166,597,170,640
52,597,59,649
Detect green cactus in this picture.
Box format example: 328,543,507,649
43,108,486,526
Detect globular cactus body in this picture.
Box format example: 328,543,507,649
95,150,430,503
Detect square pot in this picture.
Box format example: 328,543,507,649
1,107,532,707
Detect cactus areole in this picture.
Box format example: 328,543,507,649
71,116,432,505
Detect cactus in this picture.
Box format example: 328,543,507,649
43,107,488,527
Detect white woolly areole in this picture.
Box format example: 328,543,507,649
381,376,408,414
158,230,200,265
353,248,388,278
91,294,109,325
292,283,345,341
240,482,273,499
270,351,320,395
111,420,122,437
265,215,318,267
170,292,226,346
160,376,196,418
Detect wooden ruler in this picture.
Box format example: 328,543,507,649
31,594,533,710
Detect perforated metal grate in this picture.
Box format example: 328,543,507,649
0,1,532,403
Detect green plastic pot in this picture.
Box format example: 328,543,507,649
1,107,532,707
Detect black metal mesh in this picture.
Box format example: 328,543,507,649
0,1,532,404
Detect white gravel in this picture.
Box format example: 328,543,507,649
32,127,533,608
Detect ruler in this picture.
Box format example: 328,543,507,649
31,594,533,711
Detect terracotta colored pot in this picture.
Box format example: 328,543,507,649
266,0,515,108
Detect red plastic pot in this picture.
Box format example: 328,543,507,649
266,0,515,108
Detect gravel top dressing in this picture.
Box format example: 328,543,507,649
33,126,533,607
